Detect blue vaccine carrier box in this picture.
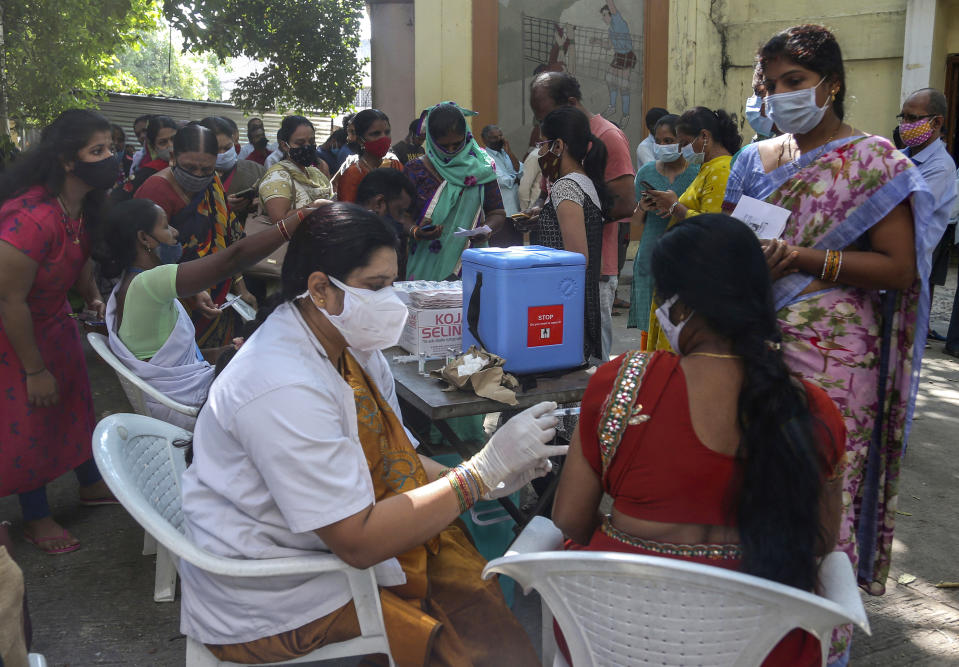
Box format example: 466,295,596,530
461,246,585,374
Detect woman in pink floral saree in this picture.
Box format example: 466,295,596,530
724,25,935,664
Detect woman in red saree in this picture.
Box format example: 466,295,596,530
553,214,846,665
136,124,252,348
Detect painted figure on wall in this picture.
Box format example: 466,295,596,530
598,1,636,128
549,23,577,74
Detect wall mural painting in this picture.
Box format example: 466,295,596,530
521,1,643,130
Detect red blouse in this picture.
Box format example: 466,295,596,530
580,350,845,526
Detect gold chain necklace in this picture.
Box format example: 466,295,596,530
779,119,845,167
687,352,741,359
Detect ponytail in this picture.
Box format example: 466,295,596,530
651,214,828,591
583,133,611,218
731,331,823,591
540,107,611,216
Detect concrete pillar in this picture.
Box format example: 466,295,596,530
369,1,416,129
414,0,473,114
901,0,936,103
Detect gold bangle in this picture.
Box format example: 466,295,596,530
233,275,244,285
833,251,843,282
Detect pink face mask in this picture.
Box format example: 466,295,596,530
899,118,935,147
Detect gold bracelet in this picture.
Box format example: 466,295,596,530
831,251,844,282
233,275,244,285
820,250,832,281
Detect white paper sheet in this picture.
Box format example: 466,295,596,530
453,225,493,238
731,195,791,240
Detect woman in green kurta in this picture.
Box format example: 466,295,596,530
403,102,508,281
627,114,698,330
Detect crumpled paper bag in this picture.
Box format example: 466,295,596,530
431,346,520,405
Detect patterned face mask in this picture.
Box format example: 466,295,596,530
898,117,935,147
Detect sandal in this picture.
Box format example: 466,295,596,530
24,529,80,555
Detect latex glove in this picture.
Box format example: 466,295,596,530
483,458,553,500
468,401,565,491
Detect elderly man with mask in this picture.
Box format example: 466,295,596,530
898,88,957,341
481,124,523,216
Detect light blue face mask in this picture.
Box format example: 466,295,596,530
764,77,829,135
653,142,681,163
745,95,775,138
681,140,704,166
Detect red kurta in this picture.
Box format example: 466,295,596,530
0,186,96,495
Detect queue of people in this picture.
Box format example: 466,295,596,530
1,20,957,667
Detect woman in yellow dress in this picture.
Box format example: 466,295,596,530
643,106,741,350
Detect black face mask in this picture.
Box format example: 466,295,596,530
72,154,119,190
253,137,268,151
486,140,504,152
287,144,317,167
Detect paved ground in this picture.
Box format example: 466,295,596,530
2,261,958,665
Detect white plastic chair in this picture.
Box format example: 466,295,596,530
485,516,870,667
87,332,199,602
93,413,394,666
87,332,200,420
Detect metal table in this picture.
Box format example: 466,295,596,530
388,347,591,529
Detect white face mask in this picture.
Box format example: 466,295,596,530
764,78,829,136
681,140,704,165
216,147,238,172
311,276,409,351
654,142,681,163
654,294,692,354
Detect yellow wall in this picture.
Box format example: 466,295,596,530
668,0,909,137
414,0,474,115
936,0,959,72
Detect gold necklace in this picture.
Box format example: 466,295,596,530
687,352,741,359
779,119,845,167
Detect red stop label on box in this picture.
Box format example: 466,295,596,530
527,305,564,347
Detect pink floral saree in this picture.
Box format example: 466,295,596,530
725,134,935,659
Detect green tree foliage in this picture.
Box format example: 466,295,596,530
163,0,365,113
113,29,227,100
1,0,159,128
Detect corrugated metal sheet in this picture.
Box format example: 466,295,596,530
97,93,335,147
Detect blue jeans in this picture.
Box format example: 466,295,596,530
18,458,102,521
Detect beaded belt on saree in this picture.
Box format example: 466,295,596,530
600,516,742,561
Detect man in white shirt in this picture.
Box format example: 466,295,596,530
634,107,669,169
480,125,523,216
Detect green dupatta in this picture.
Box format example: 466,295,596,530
405,102,498,281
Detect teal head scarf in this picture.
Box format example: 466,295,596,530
405,101,499,281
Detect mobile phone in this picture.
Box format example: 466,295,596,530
233,187,256,200
550,407,581,418
639,180,655,193
510,212,530,221
419,224,436,233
